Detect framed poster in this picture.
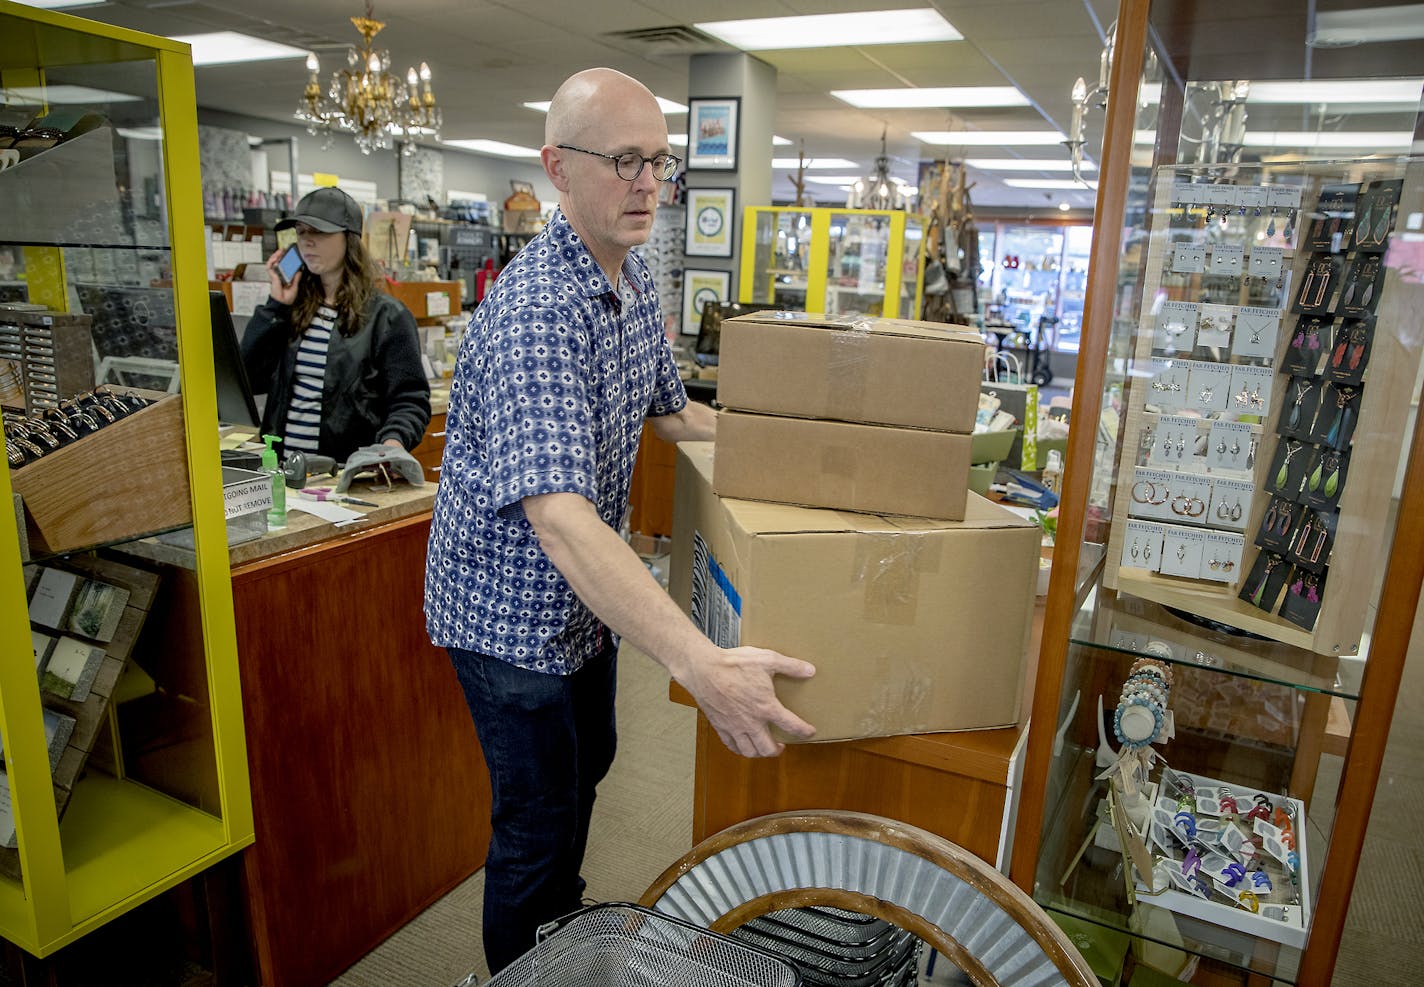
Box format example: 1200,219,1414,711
685,187,736,257
687,97,740,171
681,269,731,336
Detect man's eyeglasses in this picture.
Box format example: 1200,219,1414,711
556,144,681,182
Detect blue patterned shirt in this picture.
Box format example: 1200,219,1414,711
424,209,687,673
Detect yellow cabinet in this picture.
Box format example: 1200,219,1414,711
0,1,252,956
739,206,927,319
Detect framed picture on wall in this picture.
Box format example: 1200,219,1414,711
684,187,736,257
686,97,740,171
681,269,732,336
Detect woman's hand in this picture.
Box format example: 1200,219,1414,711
264,247,300,306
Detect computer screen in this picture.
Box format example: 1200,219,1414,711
209,289,261,428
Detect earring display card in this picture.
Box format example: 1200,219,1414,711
1199,531,1246,583
1151,414,1200,466
1292,255,1342,315
1160,526,1208,578
1304,447,1349,510
1281,316,1330,375
1280,566,1328,631
1147,358,1188,410
1155,301,1200,354
1230,306,1282,362
1287,507,1337,573
1207,477,1253,533
1336,256,1385,318
1305,183,1361,252
1226,363,1274,415
1325,318,1372,385
1256,496,1302,553
1239,550,1292,613
1165,475,1211,525
1188,362,1233,414
1195,303,1234,351
1209,243,1245,278
1279,376,1322,439
1308,383,1362,451
1206,420,1254,472
1172,243,1207,275
1248,246,1285,282
1123,520,1167,572
1128,467,1180,521
1351,178,1403,253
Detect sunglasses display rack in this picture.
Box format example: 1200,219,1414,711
1104,161,1420,655
7,388,191,557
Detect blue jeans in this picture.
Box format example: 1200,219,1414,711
449,645,618,976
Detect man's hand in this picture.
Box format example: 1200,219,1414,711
523,490,815,758
673,645,815,758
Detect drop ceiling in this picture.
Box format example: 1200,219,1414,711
14,0,1424,212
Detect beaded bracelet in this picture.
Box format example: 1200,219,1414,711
1113,694,1164,748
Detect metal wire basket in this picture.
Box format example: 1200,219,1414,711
462,903,803,987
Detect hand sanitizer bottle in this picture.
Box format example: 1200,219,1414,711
261,434,287,529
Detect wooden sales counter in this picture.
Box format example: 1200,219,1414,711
227,481,488,986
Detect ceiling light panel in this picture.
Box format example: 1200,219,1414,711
1310,4,1424,46
169,32,308,66
6,84,141,104
965,158,1095,171
444,139,541,157
1003,178,1098,190
913,130,1066,146
1242,131,1416,149
1246,79,1423,104
834,87,1028,108
696,9,961,51
772,158,859,169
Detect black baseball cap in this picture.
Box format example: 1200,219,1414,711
275,186,364,235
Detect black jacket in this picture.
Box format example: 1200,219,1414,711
241,291,432,463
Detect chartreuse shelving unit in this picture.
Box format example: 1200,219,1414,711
0,0,252,956
739,206,926,320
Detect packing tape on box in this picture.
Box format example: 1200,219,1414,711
826,318,874,423
853,531,941,625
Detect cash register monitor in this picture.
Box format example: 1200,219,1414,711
209,290,261,429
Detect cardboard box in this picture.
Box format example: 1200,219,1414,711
673,442,1037,743
717,312,984,432
714,410,972,520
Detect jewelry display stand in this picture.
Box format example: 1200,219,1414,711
1009,9,1424,982
1102,159,1421,657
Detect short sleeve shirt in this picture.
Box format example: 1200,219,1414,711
424,208,687,673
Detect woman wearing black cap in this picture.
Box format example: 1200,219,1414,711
241,185,431,463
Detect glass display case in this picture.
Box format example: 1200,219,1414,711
1012,2,1424,984
739,206,926,319
0,0,252,956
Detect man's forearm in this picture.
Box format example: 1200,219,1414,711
523,493,711,679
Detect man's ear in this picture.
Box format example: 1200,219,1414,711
542,145,571,193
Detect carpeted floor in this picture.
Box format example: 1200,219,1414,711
332,596,1424,987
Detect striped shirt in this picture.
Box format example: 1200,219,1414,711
283,303,336,453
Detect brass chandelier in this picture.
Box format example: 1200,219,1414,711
295,1,441,156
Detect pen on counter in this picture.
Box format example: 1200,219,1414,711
298,488,379,508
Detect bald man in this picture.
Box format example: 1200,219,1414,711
425,68,815,973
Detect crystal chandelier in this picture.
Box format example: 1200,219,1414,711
295,1,441,156
846,128,910,210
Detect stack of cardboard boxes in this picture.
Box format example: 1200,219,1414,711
669,312,1043,743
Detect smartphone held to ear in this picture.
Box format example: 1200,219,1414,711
276,244,304,285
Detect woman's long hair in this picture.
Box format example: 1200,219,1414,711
291,231,383,338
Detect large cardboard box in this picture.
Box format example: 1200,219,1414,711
716,312,984,432
714,409,973,520
673,442,1037,743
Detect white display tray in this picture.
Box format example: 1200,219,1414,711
1134,769,1311,950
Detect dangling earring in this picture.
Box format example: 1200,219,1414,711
1324,458,1341,499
